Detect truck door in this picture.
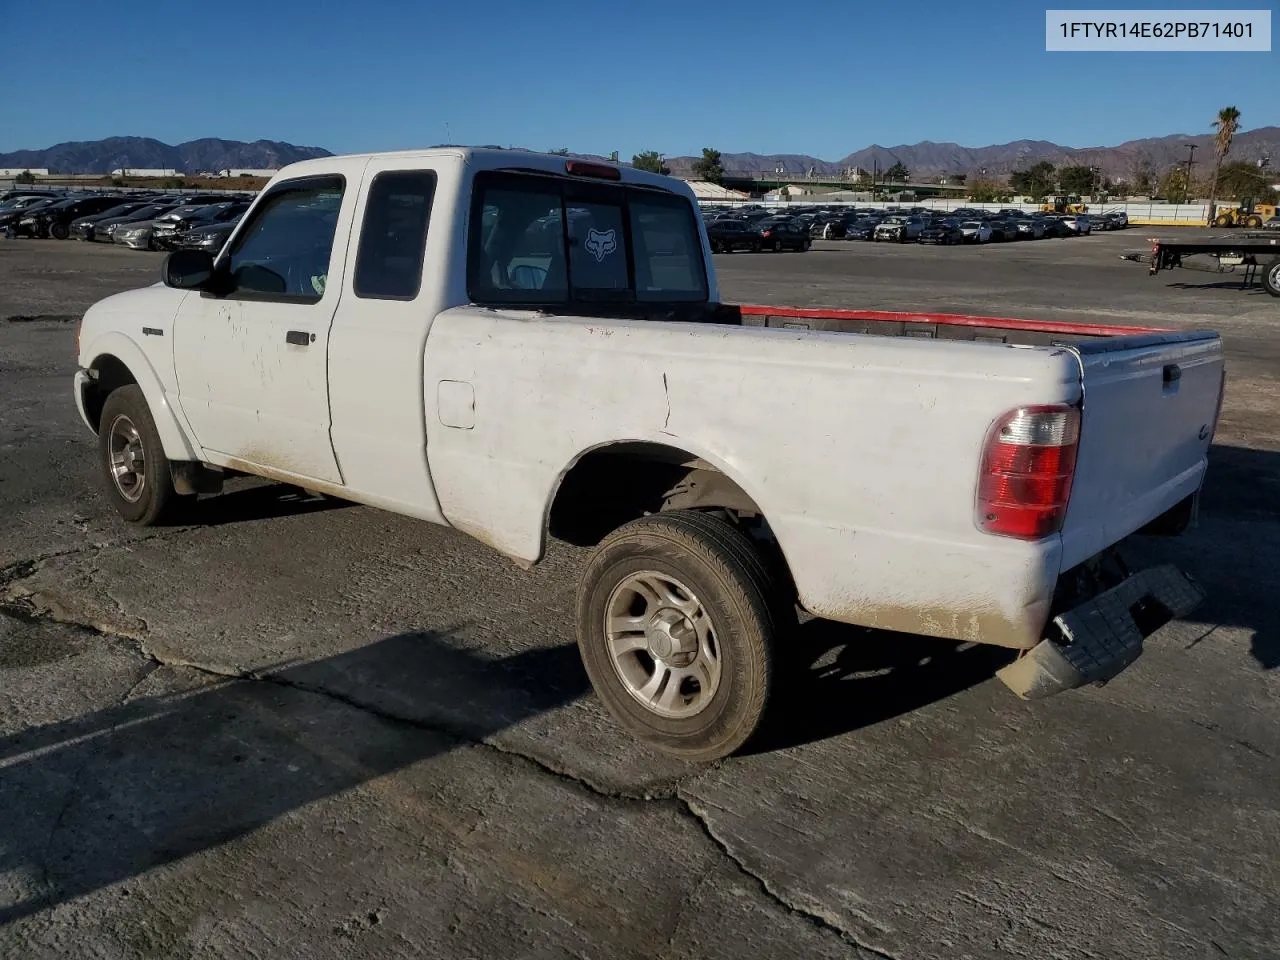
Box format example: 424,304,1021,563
171,173,357,484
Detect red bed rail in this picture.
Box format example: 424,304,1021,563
736,304,1170,338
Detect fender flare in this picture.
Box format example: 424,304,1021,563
84,331,201,461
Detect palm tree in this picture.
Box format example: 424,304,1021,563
1207,106,1241,222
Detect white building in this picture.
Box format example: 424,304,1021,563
216,168,279,179
0,168,50,176
110,168,179,177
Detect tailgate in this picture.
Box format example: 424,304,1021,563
1059,331,1224,568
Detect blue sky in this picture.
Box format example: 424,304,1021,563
1,0,1275,158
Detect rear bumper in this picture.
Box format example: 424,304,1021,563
996,564,1205,700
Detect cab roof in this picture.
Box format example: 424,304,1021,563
270,147,693,199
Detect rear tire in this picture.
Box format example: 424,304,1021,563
575,510,789,761
772,240,782,252
1245,215,1263,229
97,385,192,525
1263,260,1280,298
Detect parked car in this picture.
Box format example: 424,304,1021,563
986,218,1021,242
152,201,251,250
874,215,925,242
113,219,164,250
1059,215,1092,236
756,219,811,252
0,196,65,234
169,219,241,255
1015,219,1047,240
844,217,880,241
959,220,993,243
1111,211,1129,228
28,194,138,239
874,217,907,242
70,201,158,241
707,218,762,253
918,219,966,245
15,195,133,239
1263,216,1280,231
811,216,847,239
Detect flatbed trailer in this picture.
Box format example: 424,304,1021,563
1148,233,1280,296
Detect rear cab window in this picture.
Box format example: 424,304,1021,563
468,171,708,308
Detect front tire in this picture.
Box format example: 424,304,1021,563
575,511,786,761
97,385,190,525
49,222,70,240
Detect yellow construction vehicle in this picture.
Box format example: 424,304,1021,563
1211,198,1278,228
1041,194,1088,214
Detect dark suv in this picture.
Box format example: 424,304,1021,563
15,195,134,239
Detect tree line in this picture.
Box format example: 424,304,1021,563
564,107,1271,206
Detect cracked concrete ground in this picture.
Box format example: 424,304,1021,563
1,236,1278,959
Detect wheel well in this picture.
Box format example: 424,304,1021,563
83,355,137,432
547,442,764,548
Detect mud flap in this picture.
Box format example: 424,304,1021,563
998,564,1205,700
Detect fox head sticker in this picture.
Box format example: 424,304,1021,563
584,228,617,263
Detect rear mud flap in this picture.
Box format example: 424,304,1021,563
998,564,1205,700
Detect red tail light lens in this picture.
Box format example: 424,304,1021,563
977,404,1080,540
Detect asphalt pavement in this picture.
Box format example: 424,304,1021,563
1,234,1278,960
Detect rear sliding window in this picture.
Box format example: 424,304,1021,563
468,171,708,306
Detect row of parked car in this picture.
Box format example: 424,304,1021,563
0,189,253,254
698,203,1128,252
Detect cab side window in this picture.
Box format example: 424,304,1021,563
226,177,344,302
354,170,437,300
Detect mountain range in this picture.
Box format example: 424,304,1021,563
0,137,332,174
663,126,1280,181
4,128,1277,181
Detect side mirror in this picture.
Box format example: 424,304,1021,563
163,249,215,290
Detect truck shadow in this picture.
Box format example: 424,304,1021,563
0,630,588,924
1155,442,1280,670
168,480,353,527
1165,280,1268,293
748,621,1013,755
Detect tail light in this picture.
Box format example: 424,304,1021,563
761,229,773,237
977,404,1080,540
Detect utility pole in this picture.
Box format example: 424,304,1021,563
1181,144,1197,204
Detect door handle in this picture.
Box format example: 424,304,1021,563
285,330,314,346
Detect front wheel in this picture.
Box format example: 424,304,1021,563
1245,215,1263,229
575,511,788,761
97,385,191,525
49,222,70,240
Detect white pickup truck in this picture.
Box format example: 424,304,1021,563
74,148,1224,760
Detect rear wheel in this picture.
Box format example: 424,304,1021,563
1245,215,1263,229
97,385,192,525
772,239,782,252
575,511,790,761
1263,260,1280,298
1215,214,1233,227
